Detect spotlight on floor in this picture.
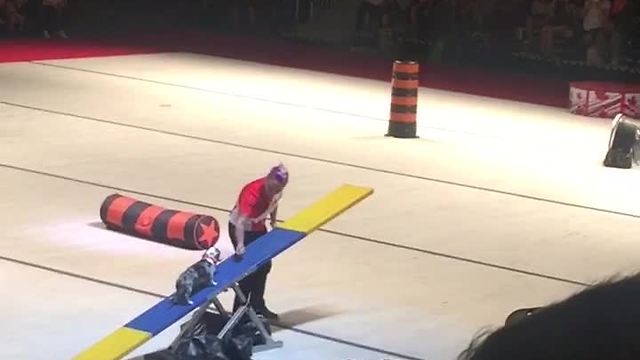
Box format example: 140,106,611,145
603,114,640,169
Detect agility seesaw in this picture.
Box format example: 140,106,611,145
74,184,374,360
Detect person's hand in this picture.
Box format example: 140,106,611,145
252,214,266,223
270,218,277,229
235,243,246,256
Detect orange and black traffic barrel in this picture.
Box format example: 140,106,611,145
386,60,419,138
99,194,219,250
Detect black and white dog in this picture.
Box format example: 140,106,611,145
172,247,222,305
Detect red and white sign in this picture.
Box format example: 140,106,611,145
569,82,640,119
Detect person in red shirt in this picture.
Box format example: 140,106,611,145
228,163,289,319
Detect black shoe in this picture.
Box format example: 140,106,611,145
256,306,279,320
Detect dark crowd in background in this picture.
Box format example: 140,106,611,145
1,0,68,38
353,0,640,69
2,0,639,77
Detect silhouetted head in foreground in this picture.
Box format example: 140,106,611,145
458,273,640,360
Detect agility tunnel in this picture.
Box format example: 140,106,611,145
100,194,220,250
76,184,374,360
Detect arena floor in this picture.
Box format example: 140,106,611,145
1,52,640,360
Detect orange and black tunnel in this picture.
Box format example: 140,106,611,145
99,194,220,250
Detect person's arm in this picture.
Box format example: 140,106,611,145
233,184,260,256
269,206,278,229
268,192,283,229
234,216,248,255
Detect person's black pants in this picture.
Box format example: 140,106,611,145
228,222,271,312
41,4,63,32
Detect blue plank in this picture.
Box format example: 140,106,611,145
126,228,305,335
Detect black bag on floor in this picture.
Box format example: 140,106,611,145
224,335,254,360
141,312,254,360
142,333,250,360
176,333,230,359
141,337,227,360
196,312,229,335
233,317,272,346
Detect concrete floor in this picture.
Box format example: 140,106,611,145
1,52,639,360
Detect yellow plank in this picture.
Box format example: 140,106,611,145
280,184,374,234
73,327,152,360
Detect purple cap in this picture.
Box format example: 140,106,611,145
268,163,289,184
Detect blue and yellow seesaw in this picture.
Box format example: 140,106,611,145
74,184,373,360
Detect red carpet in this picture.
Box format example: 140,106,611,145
0,30,568,108
0,38,156,62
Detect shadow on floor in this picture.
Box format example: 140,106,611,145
272,303,344,330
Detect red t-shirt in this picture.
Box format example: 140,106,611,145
230,177,281,232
